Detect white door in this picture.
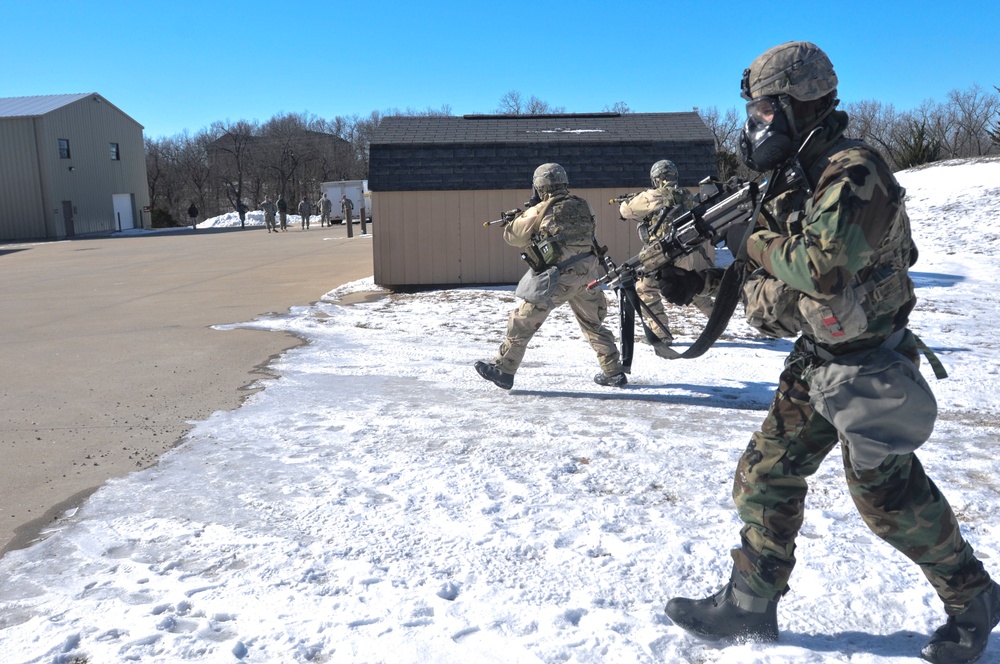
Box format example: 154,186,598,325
112,194,134,231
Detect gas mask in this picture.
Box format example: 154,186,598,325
739,96,796,172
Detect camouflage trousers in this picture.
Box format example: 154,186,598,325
264,214,276,232
636,275,672,341
732,336,992,614
494,256,622,377
636,275,714,342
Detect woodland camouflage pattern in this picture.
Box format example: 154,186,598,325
746,115,916,346
741,40,838,102
735,111,993,613
732,332,991,612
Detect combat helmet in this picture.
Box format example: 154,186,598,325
650,159,678,186
741,41,838,102
532,163,569,194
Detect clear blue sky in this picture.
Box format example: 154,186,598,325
5,0,998,139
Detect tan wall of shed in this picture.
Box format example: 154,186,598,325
0,119,46,240
372,188,653,287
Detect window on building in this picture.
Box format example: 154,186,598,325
58,139,71,159
109,143,120,160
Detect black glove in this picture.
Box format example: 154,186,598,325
658,266,706,306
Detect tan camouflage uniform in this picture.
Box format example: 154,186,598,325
620,182,715,341
260,198,277,233
493,191,623,378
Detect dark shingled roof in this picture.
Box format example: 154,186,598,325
369,112,718,191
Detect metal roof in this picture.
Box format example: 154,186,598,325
0,93,94,118
371,112,715,145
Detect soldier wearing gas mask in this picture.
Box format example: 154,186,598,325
663,41,999,664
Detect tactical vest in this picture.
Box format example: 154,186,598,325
539,193,595,247
645,185,694,242
743,141,916,345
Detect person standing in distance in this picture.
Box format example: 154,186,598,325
662,41,998,664
298,196,312,230
260,195,277,233
475,163,626,390
318,192,333,227
276,195,288,231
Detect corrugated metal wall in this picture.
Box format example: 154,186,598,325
0,119,46,240
0,95,150,241
39,97,150,237
372,188,651,287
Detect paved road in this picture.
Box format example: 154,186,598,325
0,224,373,554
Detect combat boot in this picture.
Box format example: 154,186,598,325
922,581,1000,664
594,372,627,388
665,568,779,642
475,361,514,390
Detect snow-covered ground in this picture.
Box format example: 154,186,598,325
1,158,999,663
194,211,361,230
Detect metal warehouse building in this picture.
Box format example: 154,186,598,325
0,93,151,242
368,112,717,287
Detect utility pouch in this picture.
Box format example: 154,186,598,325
520,233,562,271
514,266,560,304
806,336,937,472
637,222,651,244
742,268,802,338
797,285,869,344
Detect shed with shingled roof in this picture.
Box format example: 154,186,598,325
368,112,717,287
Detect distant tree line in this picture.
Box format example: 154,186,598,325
145,86,1000,225
698,83,1000,182
145,106,451,226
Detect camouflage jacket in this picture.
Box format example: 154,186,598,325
744,111,916,348
504,189,596,255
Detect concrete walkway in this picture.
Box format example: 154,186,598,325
0,224,374,554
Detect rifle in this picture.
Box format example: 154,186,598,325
609,192,639,205
591,170,804,290
590,164,806,361
482,208,523,228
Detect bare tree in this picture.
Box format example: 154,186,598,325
697,106,746,180
603,101,632,114
946,83,1000,157
497,90,524,114
177,130,214,218
989,87,1000,149
496,91,565,115
210,119,259,226
843,99,902,165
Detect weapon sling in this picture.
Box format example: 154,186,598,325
645,172,781,360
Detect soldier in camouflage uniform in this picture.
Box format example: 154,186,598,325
663,42,999,664
260,195,277,233
475,163,626,390
619,160,714,355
